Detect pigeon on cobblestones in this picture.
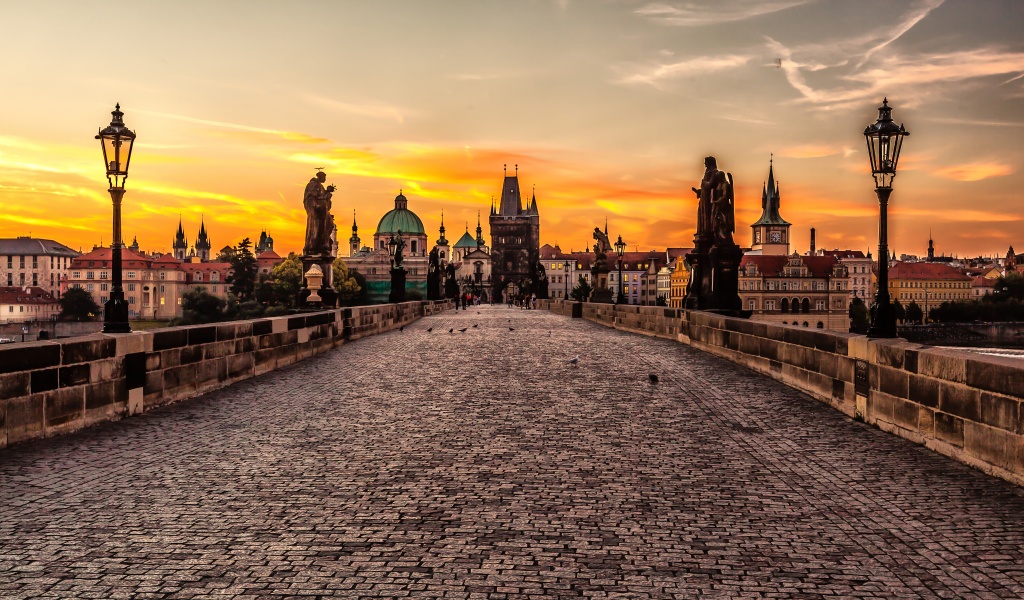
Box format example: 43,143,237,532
568,355,580,366
509,327,515,331
459,327,468,332
427,327,433,332
449,328,454,333
472,324,478,328
399,325,404,332
649,373,659,384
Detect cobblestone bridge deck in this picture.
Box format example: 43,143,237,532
2,306,1023,598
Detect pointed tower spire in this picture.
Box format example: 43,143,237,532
476,210,484,247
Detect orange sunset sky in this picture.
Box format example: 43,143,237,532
1,0,1022,258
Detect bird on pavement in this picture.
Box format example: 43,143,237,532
399,325,404,332
427,327,433,332
508,326,515,331
568,355,580,366
472,324,478,328
459,327,468,332
649,373,659,384
448,328,454,333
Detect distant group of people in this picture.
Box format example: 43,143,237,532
507,292,537,310
453,293,483,311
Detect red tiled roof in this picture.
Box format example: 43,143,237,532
741,254,838,278
820,249,867,259
182,262,230,272
256,250,282,260
971,275,996,288
0,286,59,305
889,262,971,281
70,247,153,269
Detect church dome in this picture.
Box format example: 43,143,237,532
454,231,477,248
376,191,425,235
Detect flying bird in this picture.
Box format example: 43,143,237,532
568,355,580,366
649,373,659,384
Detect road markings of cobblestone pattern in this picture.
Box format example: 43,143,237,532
2,306,1024,598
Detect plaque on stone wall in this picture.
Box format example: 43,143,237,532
854,359,869,397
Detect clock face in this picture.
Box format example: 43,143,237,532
770,231,782,243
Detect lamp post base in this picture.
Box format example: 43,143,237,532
868,299,898,338
103,292,131,334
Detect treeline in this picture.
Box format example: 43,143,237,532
923,272,1024,324
174,238,363,325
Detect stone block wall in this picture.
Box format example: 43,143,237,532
0,300,452,449
541,300,1024,486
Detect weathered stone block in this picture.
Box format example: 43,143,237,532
919,407,934,437
868,390,895,424
159,348,182,369
152,328,188,351
216,323,239,341
196,358,227,385
904,349,919,374
85,381,117,411
234,337,255,354
163,364,197,392
187,325,217,346
818,352,838,380
88,358,122,383
908,374,939,408
59,364,91,388
202,340,235,360
0,372,30,401
144,370,163,396
964,422,1014,470
178,345,203,365
892,397,920,431
919,349,966,384
61,337,115,364
0,343,60,375
934,412,964,448
6,394,43,444
939,382,981,422
874,342,905,369
836,357,855,382
877,366,908,399
979,392,1019,433
44,386,84,429
30,368,59,393
145,352,161,371
965,358,1024,400
113,332,148,356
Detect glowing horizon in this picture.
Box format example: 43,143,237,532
1,1,1022,259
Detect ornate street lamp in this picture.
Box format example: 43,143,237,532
96,104,136,333
614,235,626,305
863,98,909,338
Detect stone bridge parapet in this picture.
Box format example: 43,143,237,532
0,300,452,449
540,300,1024,486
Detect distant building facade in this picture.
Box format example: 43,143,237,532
0,286,60,323
888,262,971,320
739,254,850,331
345,191,429,302
0,237,80,299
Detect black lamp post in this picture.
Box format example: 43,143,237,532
387,232,406,303
614,235,626,304
864,98,909,338
96,104,136,334
563,261,569,300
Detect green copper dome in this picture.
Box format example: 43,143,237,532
454,231,477,248
376,191,425,235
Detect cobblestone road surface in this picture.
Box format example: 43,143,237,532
2,306,1024,599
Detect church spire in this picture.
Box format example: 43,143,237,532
476,210,484,247
437,210,448,246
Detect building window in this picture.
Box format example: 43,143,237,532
19,256,25,268
100,271,108,279
87,272,94,279
127,283,136,292
87,284,94,291
748,299,755,310
127,271,136,279
101,283,108,291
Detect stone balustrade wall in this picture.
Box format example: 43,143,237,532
0,300,452,449
540,300,1024,486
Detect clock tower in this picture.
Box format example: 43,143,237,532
749,156,791,256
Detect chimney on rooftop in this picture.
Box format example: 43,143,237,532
810,228,816,255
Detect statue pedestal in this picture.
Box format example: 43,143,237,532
589,253,613,304
683,239,748,318
298,254,337,308
683,238,712,310
389,268,407,304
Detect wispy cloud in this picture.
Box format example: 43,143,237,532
619,54,752,87
135,109,330,144
932,161,1013,182
302,95,420,124
636,0,812,27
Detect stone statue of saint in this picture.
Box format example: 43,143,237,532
592,227,612,254
303,170,336,256
692,156,733,245
391,231,406,268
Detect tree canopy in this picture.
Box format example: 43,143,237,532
59,287,100,321
229,237,258,301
